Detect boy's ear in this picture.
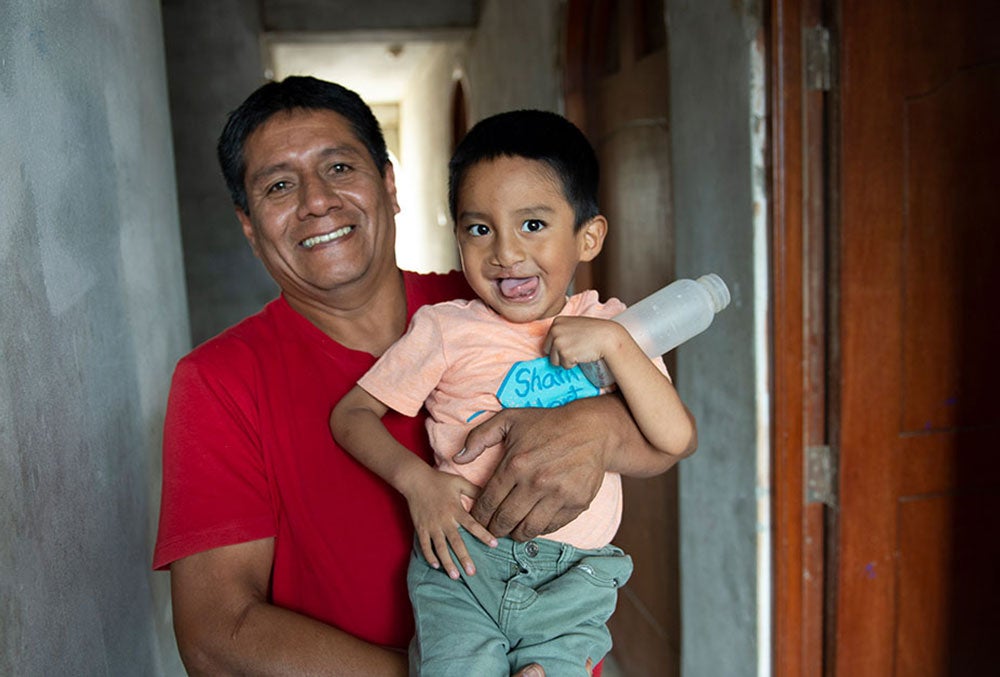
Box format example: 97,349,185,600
578,215,608,262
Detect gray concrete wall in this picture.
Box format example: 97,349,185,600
668,1,766,674
162,0,278,346
260,0,481,32
463,0,563,121
0,0,188,674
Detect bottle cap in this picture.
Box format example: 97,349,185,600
697,274,731,313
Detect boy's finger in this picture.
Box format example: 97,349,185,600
446,530,477,576
461,513,498,548
457,477,481,499
418,532,440,570
432,534,461,580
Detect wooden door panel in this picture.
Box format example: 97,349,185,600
901,66,1000,432
895,495,951,677
834,0,1000,674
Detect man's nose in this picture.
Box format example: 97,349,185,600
296,174,342,219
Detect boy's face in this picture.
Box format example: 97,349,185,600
454,156,606,323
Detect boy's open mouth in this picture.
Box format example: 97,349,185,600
497,276,539,300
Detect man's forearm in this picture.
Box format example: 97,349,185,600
171,540,407,677
583,392,686,477
178,597,407,677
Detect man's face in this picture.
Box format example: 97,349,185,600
236,108,399,302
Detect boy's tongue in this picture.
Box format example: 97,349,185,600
498,276,538,299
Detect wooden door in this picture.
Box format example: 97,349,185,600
834,0,1000,673
774,0,1000,674
565,1,678,675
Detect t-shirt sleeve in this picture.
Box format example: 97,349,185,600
152,351,275,570
358,306,449,417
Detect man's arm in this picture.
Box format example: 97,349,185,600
170,538,407,676
459,393,684,541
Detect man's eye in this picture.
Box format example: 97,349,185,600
329,163,351,174
522,219,545,232
267,180,292,194
467,224,491,237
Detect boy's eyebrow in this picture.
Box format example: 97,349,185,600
458,205,557,221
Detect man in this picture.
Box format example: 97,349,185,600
154,76,681,675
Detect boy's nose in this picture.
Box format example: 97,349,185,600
491,233,525,267
297,174,343,219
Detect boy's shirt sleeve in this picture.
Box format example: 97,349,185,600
358,305,448,416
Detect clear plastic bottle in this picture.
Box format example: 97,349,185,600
579,273,731,387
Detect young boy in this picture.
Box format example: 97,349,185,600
331,110,696,675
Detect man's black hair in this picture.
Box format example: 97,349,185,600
448,109,600,230
217,76,390,213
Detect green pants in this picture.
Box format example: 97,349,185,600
407,529,633,676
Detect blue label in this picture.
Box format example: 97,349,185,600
496,357,599,409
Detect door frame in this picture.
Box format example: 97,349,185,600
770,0,834,674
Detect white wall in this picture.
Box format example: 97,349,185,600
396,41,468,274
0,1,189,673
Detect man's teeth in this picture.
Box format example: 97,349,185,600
301,226,353,249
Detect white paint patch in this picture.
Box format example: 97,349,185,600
750,30,773,677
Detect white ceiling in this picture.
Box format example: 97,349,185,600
268,39,447,105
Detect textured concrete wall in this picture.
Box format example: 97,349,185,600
162,0,277,346
0,1,189,674
261,0,481,32
464,0,563,121
669,1,765,674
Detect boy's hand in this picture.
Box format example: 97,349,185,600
402,468,498,580
543,316,627,369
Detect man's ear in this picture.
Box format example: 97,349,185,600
578,215,608,262
236,208,261,258
383,162,401,215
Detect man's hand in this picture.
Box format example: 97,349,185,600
458,404,606,540
459,394,682,541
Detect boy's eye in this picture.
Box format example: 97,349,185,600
521,219,546,233
467,224,491,237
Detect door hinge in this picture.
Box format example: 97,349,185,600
804,25,832,91
805,445,837,506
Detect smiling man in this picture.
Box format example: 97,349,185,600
153,76,674,676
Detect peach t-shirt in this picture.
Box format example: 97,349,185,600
358,290,667,550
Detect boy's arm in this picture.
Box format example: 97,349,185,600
546,316,697,459
460,316,696,541
330,387,427,495
330,387,496,578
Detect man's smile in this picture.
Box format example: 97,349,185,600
300,225,355,249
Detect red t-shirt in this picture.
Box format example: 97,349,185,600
153,270,469,649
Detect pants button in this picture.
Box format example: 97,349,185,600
525,541,539,557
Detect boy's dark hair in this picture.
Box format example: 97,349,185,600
448,110,600,230
217,76,390,213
